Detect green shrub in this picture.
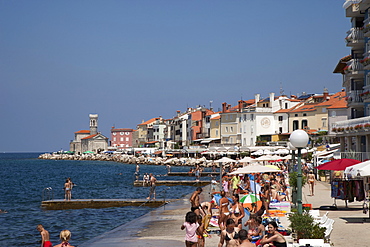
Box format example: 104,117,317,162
288,211,326,240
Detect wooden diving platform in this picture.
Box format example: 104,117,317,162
41,199,172,210
167,172,219,177
133,180,211,187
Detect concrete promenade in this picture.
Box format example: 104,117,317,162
80,181,370,247
302,180,370,247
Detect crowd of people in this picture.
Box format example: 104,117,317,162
181,160,291,247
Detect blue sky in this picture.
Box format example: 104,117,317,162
1,1,350,152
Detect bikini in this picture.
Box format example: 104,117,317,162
224,230,239,241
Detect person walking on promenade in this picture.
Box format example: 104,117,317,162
307,171,316,196
181,211,200,247
147,173,156,200
218,218,240,247
53,230,75,247
36,224,52,247
218,191,230,231
64,179,72,201
190,187,203,215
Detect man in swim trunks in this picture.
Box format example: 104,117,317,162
36,224,52,247
147,173,157,200
190,187,203,215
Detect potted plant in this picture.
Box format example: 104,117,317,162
288,211,326,240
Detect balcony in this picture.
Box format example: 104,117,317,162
343,0,362,17
332,116,370,134
345,27,364,47
246,107,272,113
347,89,364,105
343,59,364,83
343,0,361,9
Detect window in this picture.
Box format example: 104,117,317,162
293,120,299,131
225,115,228,120
331,111,336,117
215,121,219,127
230,127,233,132
126,137,129,141
322,108,327,113
285,103,288,109
113,137,116,141
230,137,233,143
302,120,308,129
279,127,283,134
303,113,307,116
294,114,298,117
322,118,327,128
216,130,219,136
250,114,254,121
120,137,124,142
225,127,229,132
278,116,283,122
120,132,124,135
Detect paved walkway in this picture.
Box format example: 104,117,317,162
301,180,370,247
80,181,370,247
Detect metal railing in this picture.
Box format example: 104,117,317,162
336,151,370,161
347,90,364,103
42,187,53,201
333,116,370,128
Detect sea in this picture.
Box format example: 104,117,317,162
0,153,208,246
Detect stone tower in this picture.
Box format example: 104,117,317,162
89,114,98,135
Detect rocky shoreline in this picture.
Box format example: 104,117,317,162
38,153,216,167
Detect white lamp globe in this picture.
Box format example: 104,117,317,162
287,142,297,151
289,129,309,148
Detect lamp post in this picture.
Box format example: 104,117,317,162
289,129,309,214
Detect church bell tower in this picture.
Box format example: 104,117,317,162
89,114,98,135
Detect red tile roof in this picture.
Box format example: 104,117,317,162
81,134,98,140
75,130,90,134
138,118,160,126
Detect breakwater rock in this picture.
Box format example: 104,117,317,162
38,153,218,167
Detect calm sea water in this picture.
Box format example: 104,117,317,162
0,153,207,246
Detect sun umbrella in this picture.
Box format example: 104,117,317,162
229,164,281,174
83,151,94,154
265,164,280,170
215,157,236,163
240,193,262,211
344,160,370,178
316,158,361,171
239,157,256,163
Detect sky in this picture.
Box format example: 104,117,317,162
1,0,350,152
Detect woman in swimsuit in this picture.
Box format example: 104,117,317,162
260,221,287,247
53,230,75,247
218,191,230,231
307,171,316,196
218,218,240,247
230,194,245,229
260,184,271,216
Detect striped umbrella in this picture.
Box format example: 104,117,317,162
240,193,262,212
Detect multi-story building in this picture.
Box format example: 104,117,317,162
110,128,134,148
239,93,300,147
332,0,370,158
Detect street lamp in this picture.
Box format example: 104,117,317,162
289,129,309,214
